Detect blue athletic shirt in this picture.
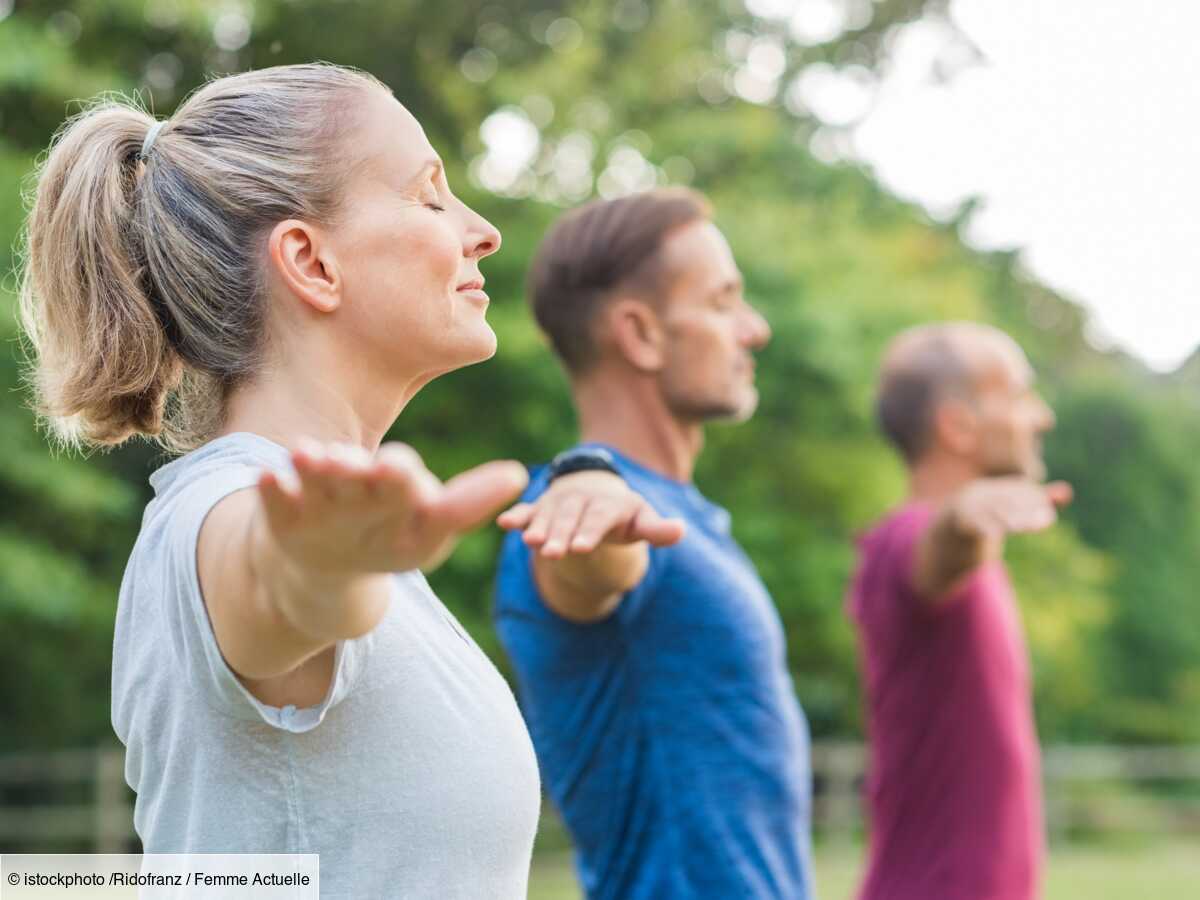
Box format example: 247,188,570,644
494,444,813,900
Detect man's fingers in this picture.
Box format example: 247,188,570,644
996,494,1056,533
1045,481,1073,507
433,460,530,534
570,503,621,553
628,507,687,547
522,499,557,548
1010,506,1056,533
540,496,589,558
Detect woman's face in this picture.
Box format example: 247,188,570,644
327,88,501,381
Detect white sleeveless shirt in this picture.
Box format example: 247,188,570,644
111,433,540,898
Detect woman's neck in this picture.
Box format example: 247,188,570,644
220,343,425,452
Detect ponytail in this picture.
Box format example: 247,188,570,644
19,100,182,448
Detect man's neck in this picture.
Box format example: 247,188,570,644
907,453,980,507
573,373,703,483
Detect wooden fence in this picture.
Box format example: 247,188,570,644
812,741,1200,843
2,742,1199,851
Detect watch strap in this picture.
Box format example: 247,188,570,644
547,447,621,482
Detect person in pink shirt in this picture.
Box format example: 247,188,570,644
847,322,1072,900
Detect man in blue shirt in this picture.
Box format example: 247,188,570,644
494,189,813,899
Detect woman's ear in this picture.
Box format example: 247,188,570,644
605,297,666,373
267,219,342,314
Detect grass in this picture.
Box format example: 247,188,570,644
528,840,1200,899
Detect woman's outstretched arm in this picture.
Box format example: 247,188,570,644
197,440,527,702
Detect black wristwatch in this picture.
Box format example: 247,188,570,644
547,447,621,483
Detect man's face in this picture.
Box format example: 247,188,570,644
970,342,1056,480
654,221,771,423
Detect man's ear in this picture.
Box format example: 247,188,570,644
267,219,342,314
932,398,978,458
605,297,666,373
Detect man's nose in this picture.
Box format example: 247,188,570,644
1036,397,1056,431
741,304,771,349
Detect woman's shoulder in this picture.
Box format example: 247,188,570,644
149,432,289,495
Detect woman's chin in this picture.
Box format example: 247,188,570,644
456,323,498,366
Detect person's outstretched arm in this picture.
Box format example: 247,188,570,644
198,440,528,694
913,476,1073,603
497,470,685,623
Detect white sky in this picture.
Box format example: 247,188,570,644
849,0,1200,371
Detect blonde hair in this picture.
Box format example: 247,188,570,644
18,63,386,452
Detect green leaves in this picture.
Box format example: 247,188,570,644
0,0,1196,751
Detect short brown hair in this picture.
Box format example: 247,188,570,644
528,188,711,372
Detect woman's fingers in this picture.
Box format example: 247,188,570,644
292,441,338,502
434,460,529,533
291,440,388,508
325,443,374,498
497,502,536,530
258,469,301,528
373,443,439,510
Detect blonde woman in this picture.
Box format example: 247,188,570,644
19,64,540,897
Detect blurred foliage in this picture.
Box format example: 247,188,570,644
0,0,1195,751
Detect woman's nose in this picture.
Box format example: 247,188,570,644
465,207,501,260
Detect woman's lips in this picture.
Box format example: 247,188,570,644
456,276,488,305
457,280,489,307
460,289,489,305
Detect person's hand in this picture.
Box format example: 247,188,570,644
257,440,529,576
914,476,1073,602
950,477,1074,540
497,470,685,558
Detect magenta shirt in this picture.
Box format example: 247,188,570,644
846,502,1043,900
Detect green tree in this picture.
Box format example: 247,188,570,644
1,0,1195,753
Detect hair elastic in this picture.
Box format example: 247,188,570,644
140,120,166,159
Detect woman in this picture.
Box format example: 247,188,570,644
19,63,540,897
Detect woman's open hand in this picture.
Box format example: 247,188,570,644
258,440,529,576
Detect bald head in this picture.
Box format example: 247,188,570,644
876,323,1030,463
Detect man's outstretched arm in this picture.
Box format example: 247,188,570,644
914,477,1073,603
498,470,685,622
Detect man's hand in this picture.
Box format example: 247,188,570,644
497,471,685,621
497,470,684,557
950,477,1073,541
914,477,1073,603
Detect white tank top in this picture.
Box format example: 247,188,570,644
111,432,540,899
